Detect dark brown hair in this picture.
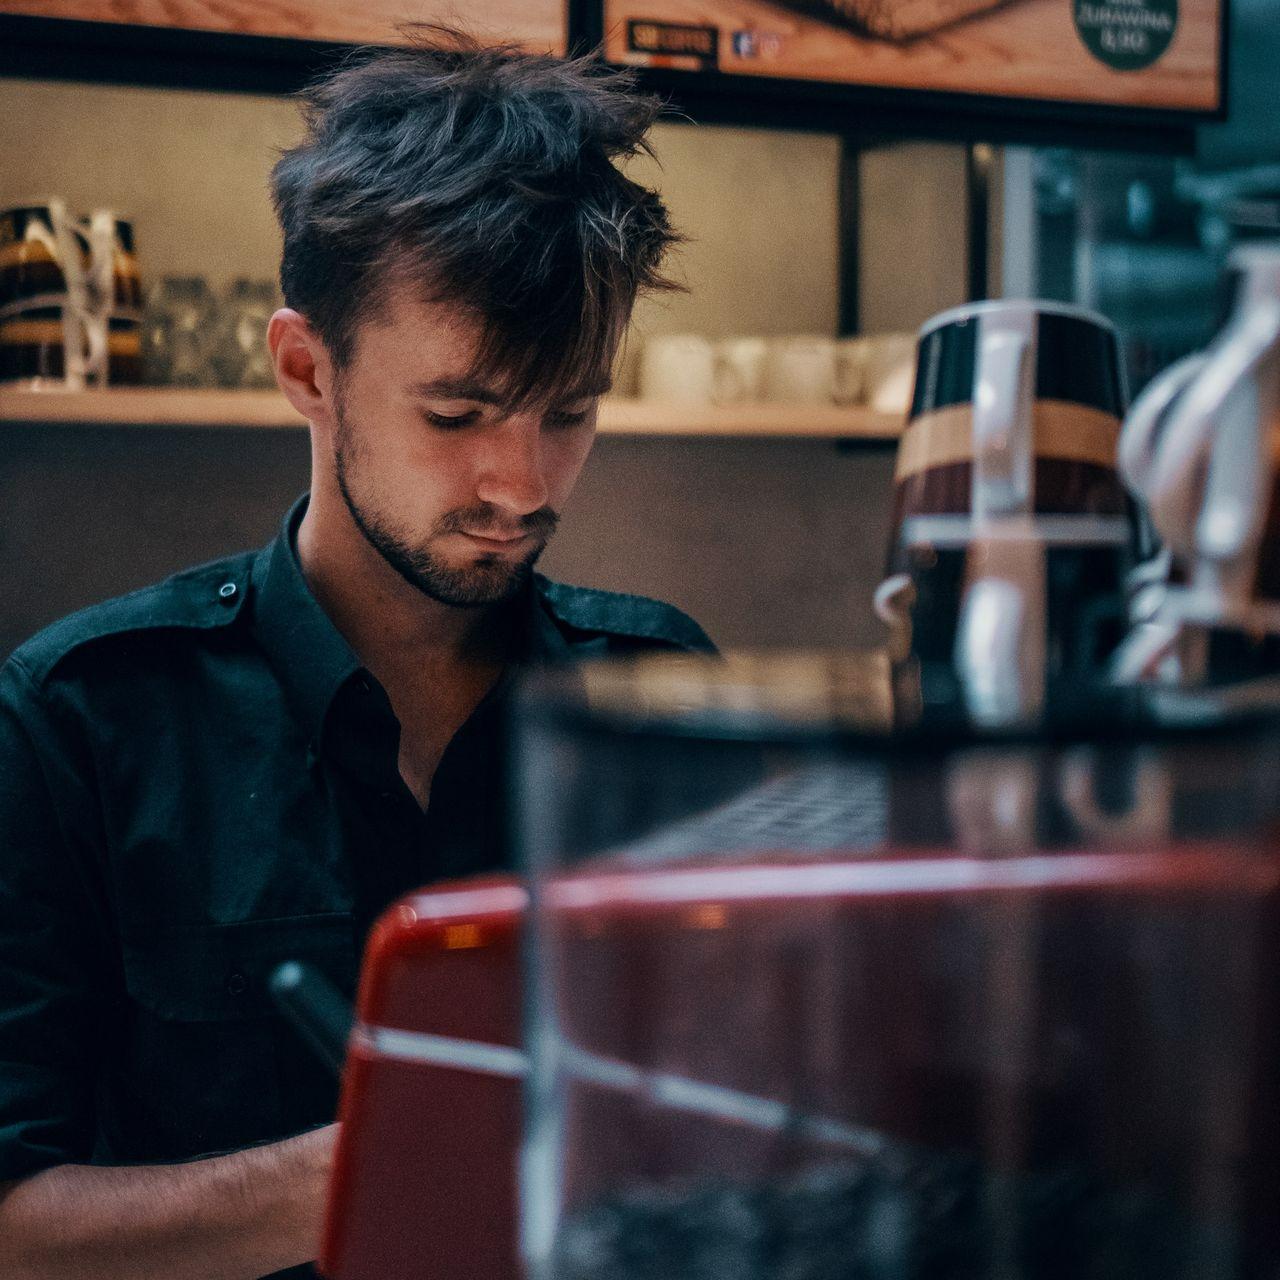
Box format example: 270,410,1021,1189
271,25,683,407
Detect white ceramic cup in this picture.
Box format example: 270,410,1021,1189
712,336,767,404
862,333,918,416
762,335,836,403
833,336,873,406
638,333,716,404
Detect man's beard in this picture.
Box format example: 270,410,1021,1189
332,399,558,609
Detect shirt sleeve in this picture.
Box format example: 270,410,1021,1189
0,657,100,1182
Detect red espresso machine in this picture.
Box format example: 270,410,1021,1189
317,651,1280,1280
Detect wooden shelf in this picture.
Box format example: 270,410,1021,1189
0,387,904,440
0,388,305,428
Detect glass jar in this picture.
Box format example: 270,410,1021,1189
208,277,280,390
141,275,217,388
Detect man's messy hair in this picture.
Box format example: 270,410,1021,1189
271,25,683,408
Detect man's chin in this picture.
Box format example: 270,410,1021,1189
410,546,542,608
338,486,545,607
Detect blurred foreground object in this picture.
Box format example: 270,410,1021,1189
320,651,1280,1279
1116,240,1280,697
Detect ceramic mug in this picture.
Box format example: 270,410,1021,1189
0,199,93,386
712,336,767,405
0,200,139,387
82,210,142,385
833,336,872,406
876,300,1133,726
762,335,836,403
863,332,917,416
638,333,715,404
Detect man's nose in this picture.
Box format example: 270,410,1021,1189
474,418,550,516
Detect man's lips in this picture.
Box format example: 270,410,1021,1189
458,529,535,550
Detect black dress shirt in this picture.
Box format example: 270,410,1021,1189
0,493,713,1274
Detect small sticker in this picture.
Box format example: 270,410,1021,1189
1074,0,1178,71
627,20,719,65
731,30,758,58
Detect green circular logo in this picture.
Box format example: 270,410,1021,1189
1074,0,1177,71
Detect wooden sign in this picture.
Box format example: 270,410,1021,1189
605,0,1223,115
0,1,565,54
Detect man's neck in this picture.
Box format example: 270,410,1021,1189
294,490,513,694
296,489,523,811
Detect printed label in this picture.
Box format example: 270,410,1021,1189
627,20,718,64
1074,0,1178,70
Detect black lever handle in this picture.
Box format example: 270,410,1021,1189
269,960,355,1078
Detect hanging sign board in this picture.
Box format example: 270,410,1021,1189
604,0,1224,119
0,1,565,53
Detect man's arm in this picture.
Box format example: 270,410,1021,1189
0,659,335,1279
0,1122,336,1280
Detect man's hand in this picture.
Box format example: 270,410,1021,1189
0,1122,339,1280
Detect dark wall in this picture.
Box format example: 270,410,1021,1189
0,422,897,658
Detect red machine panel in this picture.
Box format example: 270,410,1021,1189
322,878,526,1280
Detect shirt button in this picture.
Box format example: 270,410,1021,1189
218,582,238,603
225,971,248,996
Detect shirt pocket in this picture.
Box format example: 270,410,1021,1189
117,914,356,1162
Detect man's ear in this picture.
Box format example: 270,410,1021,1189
268,309,337,431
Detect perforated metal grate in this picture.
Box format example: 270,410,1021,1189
618,763,888,863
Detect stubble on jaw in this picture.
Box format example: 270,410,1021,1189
330,390,556,609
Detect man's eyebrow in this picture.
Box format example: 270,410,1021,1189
408,376,613,404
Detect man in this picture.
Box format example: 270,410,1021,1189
0,30,713,1279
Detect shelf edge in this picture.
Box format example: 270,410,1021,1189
0,389,905,439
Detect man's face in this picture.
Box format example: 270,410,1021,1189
328,287,603,608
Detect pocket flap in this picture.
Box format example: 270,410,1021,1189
122,913,355,1021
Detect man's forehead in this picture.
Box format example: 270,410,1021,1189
365,284,484,351
367,280,613,407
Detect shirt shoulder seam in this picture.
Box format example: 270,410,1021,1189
535,576,714,649
11,550,257,689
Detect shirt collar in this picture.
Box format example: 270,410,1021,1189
250,493,575,751
251,494,363,752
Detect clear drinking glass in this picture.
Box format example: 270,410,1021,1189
514,652,1280,1280
141,275,217,387
209,277,279,389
